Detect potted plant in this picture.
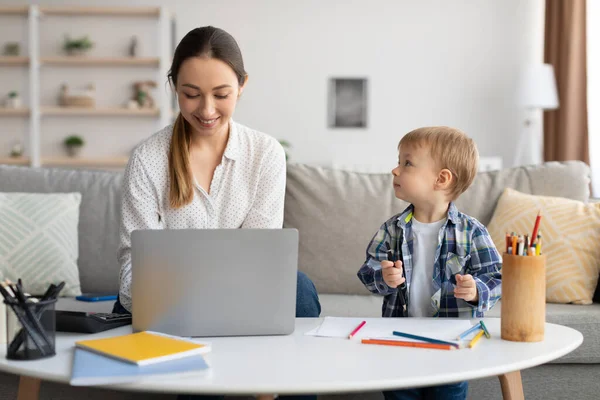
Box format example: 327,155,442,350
9,141,23,158
4,42,20,56
64,135,85,157
63,35,94,56
5,91,21,108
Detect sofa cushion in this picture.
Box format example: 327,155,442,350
487,188,600,304
0,166,122,293
0,192,82,296
285,162,591,295
486,301,600,364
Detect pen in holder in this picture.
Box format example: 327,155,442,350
501,253,546,342
5,298,57,360
0,279,63,360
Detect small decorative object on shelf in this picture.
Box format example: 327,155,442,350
128,36,139,57
59,83,95,108
4,91,21,109
63,135,85,157
131,80,156,108
9,141,24,158
63,34,94,56
3,42,20,56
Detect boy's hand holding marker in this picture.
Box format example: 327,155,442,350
454,274,479,303
381,260,405,288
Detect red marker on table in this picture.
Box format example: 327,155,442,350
348,321,367,339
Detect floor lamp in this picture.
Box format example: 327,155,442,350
514,63,559,167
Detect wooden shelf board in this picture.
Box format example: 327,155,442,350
39,6,160,17
41,157,129,167
0,6,28,15
0,157,30,165
40,57,159,66
0,108,29,116
0,56,29,66
41,107,159,116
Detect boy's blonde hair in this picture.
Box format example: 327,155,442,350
399,126,479,200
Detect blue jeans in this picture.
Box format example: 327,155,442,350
113,270,321,318
114,271,321,400
383,381,468,400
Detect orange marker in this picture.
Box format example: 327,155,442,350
511,235,518,255
361,338,455,350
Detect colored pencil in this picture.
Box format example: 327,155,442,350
468,330,485,348
479,321,491,339
362,338,454,350
348,321,366,339
392,331,460,348
456,324,482,340
531,210,542,243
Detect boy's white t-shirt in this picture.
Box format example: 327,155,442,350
408,217,446,318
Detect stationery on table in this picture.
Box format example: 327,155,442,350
75,331,211,366
348,320,366,339
0,279,65,359
468,329,485,349
392,330,460,348
505,210,543,256
70,347,210,386
307,317,491,350
361,338,455,351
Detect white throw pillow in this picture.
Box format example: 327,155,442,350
0,192,82,296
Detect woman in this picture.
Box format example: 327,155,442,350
114,26,320,400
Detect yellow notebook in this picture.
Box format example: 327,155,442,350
75,331,210,366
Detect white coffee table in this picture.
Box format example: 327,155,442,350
1,318,582,400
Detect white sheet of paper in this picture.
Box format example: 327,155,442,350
305,317,475,342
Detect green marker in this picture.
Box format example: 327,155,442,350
479,320,491,339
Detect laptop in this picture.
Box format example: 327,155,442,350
130,228,298,337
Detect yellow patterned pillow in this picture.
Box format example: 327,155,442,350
487,188,600,304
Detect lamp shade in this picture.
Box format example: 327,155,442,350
517,63,559,109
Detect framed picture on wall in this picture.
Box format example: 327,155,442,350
328,78,368,128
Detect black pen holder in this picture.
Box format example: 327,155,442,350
5,299,57,360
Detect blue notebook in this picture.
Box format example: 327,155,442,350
70,348,210,386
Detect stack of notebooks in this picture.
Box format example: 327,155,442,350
71,331,211,386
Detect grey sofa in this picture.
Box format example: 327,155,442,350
0,161,598,400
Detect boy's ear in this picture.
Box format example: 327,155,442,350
435,169,453,190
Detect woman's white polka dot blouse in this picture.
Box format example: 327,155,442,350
117,120,286,312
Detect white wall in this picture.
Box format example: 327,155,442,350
1,0,545,170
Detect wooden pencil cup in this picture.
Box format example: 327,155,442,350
501,253,546,342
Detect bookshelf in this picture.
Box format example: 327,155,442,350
0,5,173,169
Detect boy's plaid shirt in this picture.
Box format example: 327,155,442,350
357,203,502,318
